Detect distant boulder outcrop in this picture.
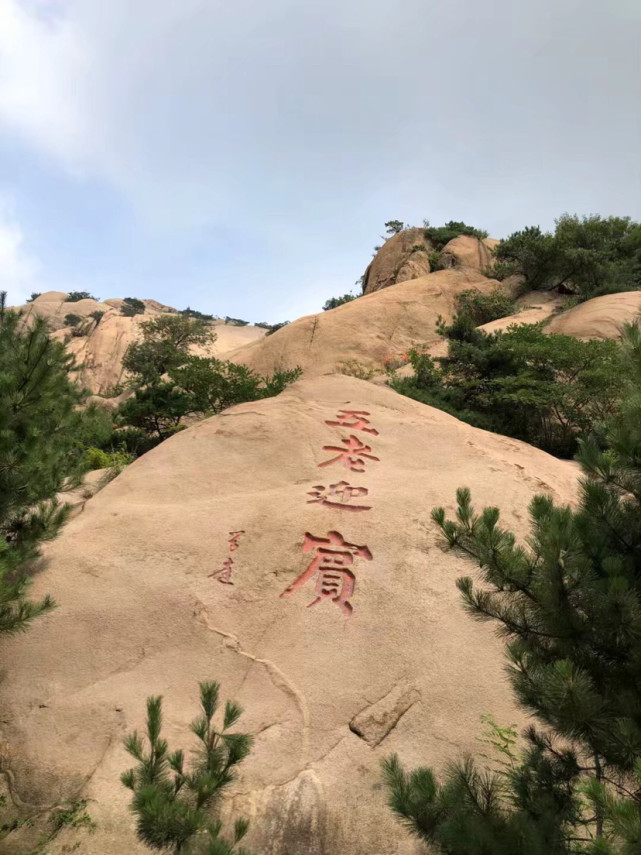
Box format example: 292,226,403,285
545,291,641,340
361,227,433,294
230,269,501,377
438,234,500,272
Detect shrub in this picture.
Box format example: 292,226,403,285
336,360,377,380
90,310,105,324
423,220,489,250
117,356,301,443
454,289,517,326
26,292,41,302
265,321,290,336
70,323,91,337
391,322,625,458
121,297,146,317
102,382,125,398
64,313,82,327
66,291,97,302
428,250,441,270
84,446,133,471
180,306,215,320
323,294,356,311
495,214,641,299
225,316,249,326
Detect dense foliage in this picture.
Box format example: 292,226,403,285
118,359,301,445
180,307,215,320
423,220,489,250
0,294,93,633
117,314,301,452
391,318,624,458
66,291,97,302
122,315,215,385
495,215,641,299
122,681,252,854
453,289,517,326
255,320,290,335
385,322,641,854
121,297,146,317
323,294,357,311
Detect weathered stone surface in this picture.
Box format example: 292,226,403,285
438,235,499,272
350,683,420,747
229,269,502,377
10,296,266,394
0,374,579,855
545,291,641,340
362,227,433,294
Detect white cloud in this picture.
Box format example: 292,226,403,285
0,0,639,320
0,203,39,306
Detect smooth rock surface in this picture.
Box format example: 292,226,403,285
0,374,579,855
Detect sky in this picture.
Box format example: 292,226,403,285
0,0,639,323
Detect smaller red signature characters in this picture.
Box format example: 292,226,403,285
210,557,234,585
280,530,373,616
228,530,246,552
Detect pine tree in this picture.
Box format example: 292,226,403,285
0,292,89,634
121,681,253,855
384,323,641,853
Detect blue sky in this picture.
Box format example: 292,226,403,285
0,0,639,322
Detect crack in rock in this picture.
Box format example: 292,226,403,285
194,600,311,768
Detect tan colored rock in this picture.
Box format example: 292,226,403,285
545,291,641,340
11,296,267,394
438,235,499,272
229,269,502,378
362,227,433,294
20,295,107,332
0,374,579,855
32,290,70,303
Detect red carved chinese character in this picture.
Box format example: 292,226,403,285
318,435,380,473
228,530,245,552
280,531,373,616
325,409,379,435
210,557,234,584
307,481,371,512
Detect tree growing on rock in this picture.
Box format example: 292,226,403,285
122,681,253,855
122,315,216,385
384,322,641,853
495,214,641,299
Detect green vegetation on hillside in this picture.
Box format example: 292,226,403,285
121,297,146,316
494,214,641,300
67,290,97,302
391,311,624,458
423,220,489,249
385,322,641,853
117,314,301,454
323,293,357,310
